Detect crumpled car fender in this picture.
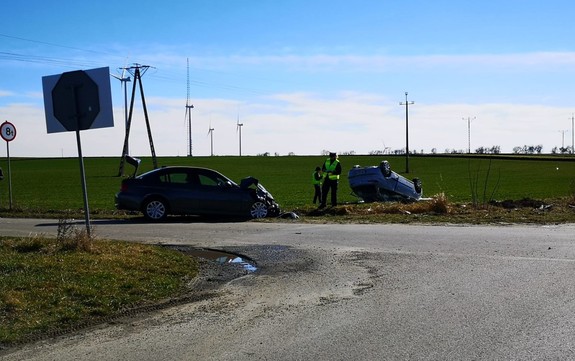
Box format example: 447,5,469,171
239,176,259,189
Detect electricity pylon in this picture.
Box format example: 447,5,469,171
118,64,158,176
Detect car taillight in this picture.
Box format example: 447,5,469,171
120,183,129,192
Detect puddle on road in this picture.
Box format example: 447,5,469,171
194,249,258,272
185,248,257,273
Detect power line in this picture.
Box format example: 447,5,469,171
0,51,104,69
1,34,293,97
0,33,113,55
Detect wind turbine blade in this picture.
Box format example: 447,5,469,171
121,56,129,78
110,73,124,92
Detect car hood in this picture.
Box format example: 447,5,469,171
239,176,275,201
239,176,259,189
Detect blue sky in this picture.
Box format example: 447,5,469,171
2,0,575,157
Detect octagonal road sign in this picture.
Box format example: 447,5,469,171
42,67,114,134
51,70,100,131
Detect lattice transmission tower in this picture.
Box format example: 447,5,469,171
117,64,158,176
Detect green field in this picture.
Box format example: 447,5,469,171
1,155,574,215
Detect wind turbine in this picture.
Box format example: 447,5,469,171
236,114,244,156
111,66,131,154
207,124,215,156
184,58,194,157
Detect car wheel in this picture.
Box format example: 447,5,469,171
413,178,422,194
143,198,168,221
250,201,268,218
380,161,392,177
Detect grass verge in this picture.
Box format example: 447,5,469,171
292,195,575,224
0,235,198,345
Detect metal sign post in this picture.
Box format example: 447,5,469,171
42,67,114,237
1,121,16,210
53,72,99,236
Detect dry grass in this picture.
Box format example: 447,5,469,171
56,217,94,252
294,194,575,225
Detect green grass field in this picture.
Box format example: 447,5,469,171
1,155,574,214
2,154,574,344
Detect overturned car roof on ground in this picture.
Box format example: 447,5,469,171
348,160,422,203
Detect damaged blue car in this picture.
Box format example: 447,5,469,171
348,160,422,202
115,165,280,221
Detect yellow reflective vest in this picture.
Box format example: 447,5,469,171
323,158,340,181
312,171,322,185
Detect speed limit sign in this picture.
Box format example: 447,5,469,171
1,121,16,142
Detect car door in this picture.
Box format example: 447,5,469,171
194,169,250,215
156,168,201,214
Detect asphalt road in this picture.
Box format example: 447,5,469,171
1,218,575,360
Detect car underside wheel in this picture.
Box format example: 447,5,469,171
413,178,422,194
380,161,392,177
143,198,168,221
250,201,268,218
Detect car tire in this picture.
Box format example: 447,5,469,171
413,178,422,194
380,161,392,178
143,197,168,222
250,201,268,218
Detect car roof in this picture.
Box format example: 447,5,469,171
138,165,217,176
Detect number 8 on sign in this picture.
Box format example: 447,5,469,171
1,121,16,142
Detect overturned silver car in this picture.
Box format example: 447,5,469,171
348,160,422,202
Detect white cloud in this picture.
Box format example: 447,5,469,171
2,92,573,158
174,51,575,74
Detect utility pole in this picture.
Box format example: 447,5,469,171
559,129,568,149
111,70,131,155
118,64,158,176
186,103,194,156
185,58,194,157
463,116,476,154
399,92,414,173
237,116,243,157
571,113,574,154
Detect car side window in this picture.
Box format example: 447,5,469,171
198,174,219,187
158,173,170,184
169,172,188,184
158,172,197,186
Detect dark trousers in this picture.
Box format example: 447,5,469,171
313,185,322,204
320,179,338,207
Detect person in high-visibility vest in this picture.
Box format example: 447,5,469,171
312,166,323,204
319,152,342,208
